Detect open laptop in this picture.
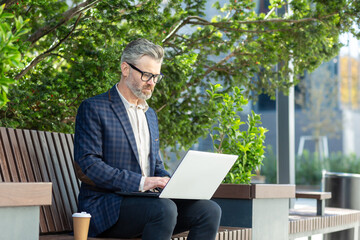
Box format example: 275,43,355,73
116,150,238,200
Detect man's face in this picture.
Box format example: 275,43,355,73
126,55,162,100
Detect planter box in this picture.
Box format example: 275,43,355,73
212,183,295,240
0,183,52,240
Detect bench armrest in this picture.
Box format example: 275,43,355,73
295,191,331,216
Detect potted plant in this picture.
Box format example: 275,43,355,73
206,84,294,239
206,83,267,184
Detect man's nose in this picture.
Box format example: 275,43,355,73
147,77,156,86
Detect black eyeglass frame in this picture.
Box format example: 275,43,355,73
126,62,164,83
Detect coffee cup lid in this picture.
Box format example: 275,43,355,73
72,212,91,218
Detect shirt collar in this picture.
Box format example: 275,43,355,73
116,83,149,112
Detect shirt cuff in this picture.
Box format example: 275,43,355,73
139,176,146,192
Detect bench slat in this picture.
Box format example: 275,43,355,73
66,133,81,195
64,133,80,194
68,133,80,191
58,133,79,210
23,129,44,182
44,131,72,231
0,127,19,181
38,130,72,232
15,129,35,182
15,129,50,233
51,133,78,215
7,128,27,182
0,128,11,182
23,129,52,233
29,129,60,232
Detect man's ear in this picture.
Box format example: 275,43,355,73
121,62,130,77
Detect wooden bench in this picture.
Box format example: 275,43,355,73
39,227,251,240
289,207,360,239
0,127,247,240
0,127,78,234
4,126,358,240
290,191,360,239
295,191,332,216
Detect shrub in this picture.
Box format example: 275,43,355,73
261,148,360,185
207,84,268,184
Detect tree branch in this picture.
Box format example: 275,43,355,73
194,50,238,82
162,11,341,44
187,20,294,33
162,16,208,44
26,0,100,45
15,13,83,80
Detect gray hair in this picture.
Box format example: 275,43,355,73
121,38,164,64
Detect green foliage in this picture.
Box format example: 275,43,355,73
261,148,360,185
295,150,323,186
0,0,359,157
324,152,360,174
0,4,29,107
260,145,277,184
207,84,268,184
295,151,360,185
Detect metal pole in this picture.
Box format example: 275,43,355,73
276,0,295,208
276,87,295,186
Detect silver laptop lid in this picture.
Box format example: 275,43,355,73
159,150,237,200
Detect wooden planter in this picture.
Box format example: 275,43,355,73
0,183,52,240
212,183,295,240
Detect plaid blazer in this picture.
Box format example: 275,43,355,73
74,85,170,237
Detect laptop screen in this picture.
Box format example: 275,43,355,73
159,150,237,200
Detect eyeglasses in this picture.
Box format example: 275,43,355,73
126,62,164,83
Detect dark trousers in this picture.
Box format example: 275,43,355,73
99,197,221,240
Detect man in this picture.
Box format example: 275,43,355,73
74,38,221,239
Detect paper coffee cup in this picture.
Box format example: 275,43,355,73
72,212,91,240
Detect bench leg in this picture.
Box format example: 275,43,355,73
354,223,359,240
316,199,325,216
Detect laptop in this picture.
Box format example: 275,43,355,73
116,150,238,200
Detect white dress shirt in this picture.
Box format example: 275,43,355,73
116,85,150,191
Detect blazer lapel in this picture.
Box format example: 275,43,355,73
145,110,157,175
108,85,139,162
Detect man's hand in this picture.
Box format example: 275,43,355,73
143,177,170,191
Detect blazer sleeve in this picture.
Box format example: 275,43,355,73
154,150,171,177
151,109,171,177
74,100,142,192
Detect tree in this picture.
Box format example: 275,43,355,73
297,60,341,138
0,4,29,107
296,60,341,160
1,0,360,155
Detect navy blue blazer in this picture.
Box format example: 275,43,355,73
74,85,170,237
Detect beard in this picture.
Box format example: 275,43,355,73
126,78,153,100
